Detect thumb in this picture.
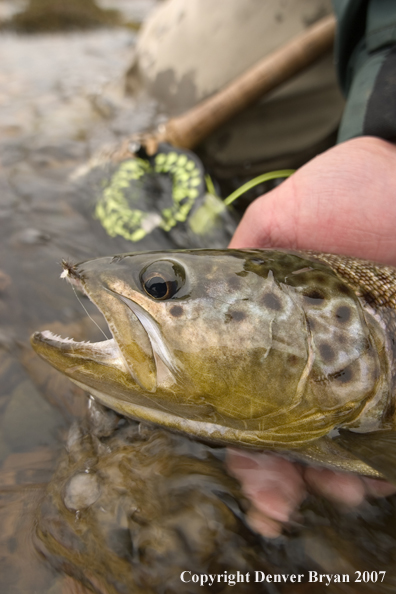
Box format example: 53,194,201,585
229,137,396,265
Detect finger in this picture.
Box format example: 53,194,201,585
226,449,306,522
246,507,283,538
361,477,396,498
228,176,299,250
304,466,365,507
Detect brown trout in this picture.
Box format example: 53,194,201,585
31,249,396,482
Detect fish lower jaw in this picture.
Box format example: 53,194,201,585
73,384,311,450
74,382,233,441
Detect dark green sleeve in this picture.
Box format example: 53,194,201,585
332,0,396,142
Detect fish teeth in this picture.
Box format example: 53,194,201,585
41,330,92,345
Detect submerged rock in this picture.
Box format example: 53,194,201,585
63,472,101,511
35,400,272,593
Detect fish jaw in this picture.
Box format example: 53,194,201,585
30,256,185,422
31,257,160,402
30,330,142,399
30,326,286,445
60,257,160,393
30,330,188,428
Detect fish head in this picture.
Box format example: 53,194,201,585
31,250,385,448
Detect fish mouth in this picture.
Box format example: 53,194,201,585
31,331,128,372
31,259,159,393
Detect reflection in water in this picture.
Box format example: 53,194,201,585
35,400,266,594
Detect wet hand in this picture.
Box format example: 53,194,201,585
227,449,396,538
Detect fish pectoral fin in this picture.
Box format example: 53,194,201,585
335,429,396,485
291,436,382,478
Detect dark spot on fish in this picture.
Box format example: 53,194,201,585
290,272,309,284
336,282,352,296
303,288,325,305
336,305,352,323
170,305,183,317
243,259,269,279
334,367,353,384
262,293,282,311
227,276,241,290
318,343,335,363
287,354,299,366
314,273,328,284
230,310,246,321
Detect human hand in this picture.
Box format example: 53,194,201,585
230,136,396,264
227,137,396,537
227,449,396,538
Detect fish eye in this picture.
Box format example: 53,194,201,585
140,260,185,300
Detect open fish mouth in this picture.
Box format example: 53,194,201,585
30,257,228,439
32,260,125,372
31,331,128,372
32,260,126,371
31,258,159,394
